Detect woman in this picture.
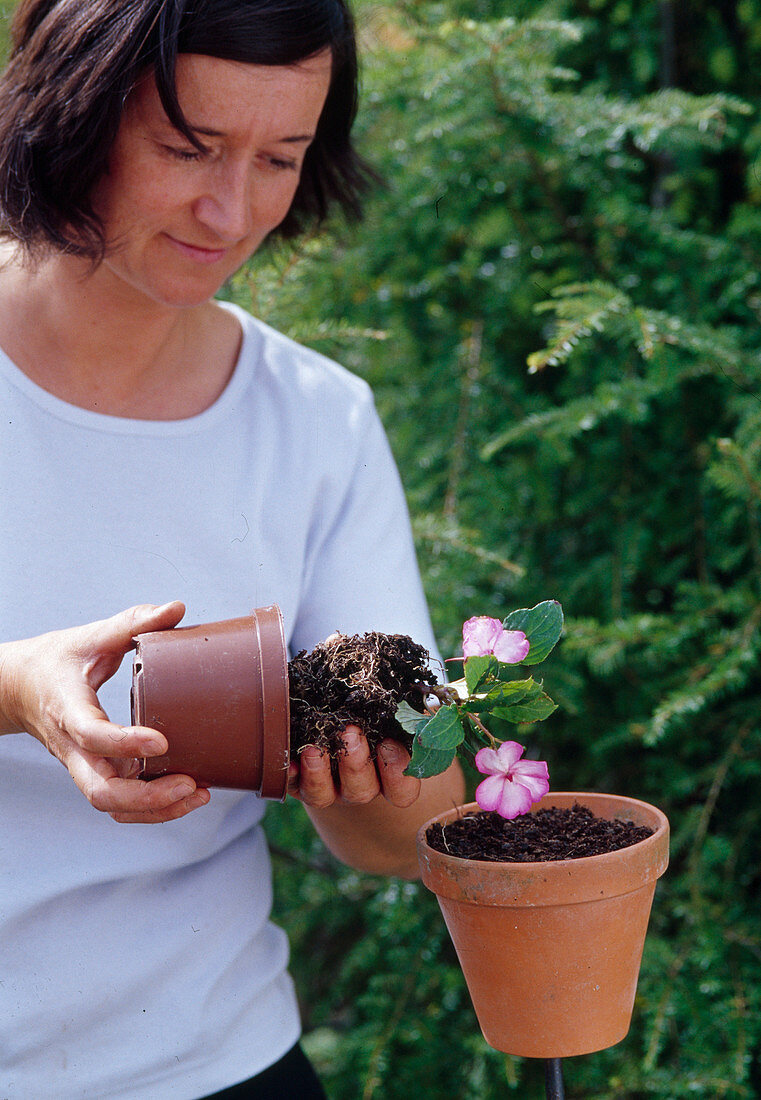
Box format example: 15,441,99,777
0,1,464,1097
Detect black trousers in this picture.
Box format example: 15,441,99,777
200,1044,327,1099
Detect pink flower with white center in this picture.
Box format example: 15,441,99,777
474,741,550,819
462,616,530,664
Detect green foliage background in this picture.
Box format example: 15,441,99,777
246,3,761,1096
2,0,759,1096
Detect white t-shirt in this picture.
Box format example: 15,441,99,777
0,302,439,1099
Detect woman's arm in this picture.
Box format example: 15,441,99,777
0,602,210,823
288,727,465,879
283,377,469,874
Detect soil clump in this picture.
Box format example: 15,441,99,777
426,804,653,862
288,632,435,759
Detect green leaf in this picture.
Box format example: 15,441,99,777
503,601,564,665
464,654,499,693
404,738,457,779
495,663,530,684
395,700,429,737
485,677,538,703
493,692,558,723
463,677,537,712
417,705,466,750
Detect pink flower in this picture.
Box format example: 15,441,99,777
462,616,530,664
474,741,550,819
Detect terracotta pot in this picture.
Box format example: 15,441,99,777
131,605,290,797
417,792,669,1059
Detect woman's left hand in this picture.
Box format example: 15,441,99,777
287,725,421,809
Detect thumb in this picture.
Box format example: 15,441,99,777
94,601,187,653
122,601,186,644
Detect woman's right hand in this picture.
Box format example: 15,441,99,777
0,602,210,823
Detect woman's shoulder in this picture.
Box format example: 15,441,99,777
219,300,374,410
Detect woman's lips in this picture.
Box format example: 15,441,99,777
165,235,229,264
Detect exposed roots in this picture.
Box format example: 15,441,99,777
288,632,436,759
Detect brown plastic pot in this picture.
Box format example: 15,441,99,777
417,792,669,1059
131,605,290,798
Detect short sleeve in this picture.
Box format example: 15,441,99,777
289,390,441,668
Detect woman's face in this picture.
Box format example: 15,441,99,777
90,51,333,309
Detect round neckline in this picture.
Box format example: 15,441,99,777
0,300,258,436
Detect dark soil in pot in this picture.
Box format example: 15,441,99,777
426,804,654,862
288,631,434,758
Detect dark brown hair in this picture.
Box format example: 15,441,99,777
0,0,371,259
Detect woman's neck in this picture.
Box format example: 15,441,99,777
0,248,240,419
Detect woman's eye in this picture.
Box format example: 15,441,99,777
163,145,204,163
266,155,298,172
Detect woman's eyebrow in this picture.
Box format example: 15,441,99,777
186,125,316,144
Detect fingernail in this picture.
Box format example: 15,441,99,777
171,781,195,799
142,738,166,755
302,747,323,770
342,731,360,752
379,742,402,766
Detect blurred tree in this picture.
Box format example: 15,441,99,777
252,3,761,1097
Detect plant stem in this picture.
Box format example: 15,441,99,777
426,684,460,707
465,710,498,747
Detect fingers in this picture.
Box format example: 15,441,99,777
55,602,182,759
289,744,351,809
289,727,420,810
334,728,380,803
65,602,185,757
44,696,208,824
109,787,211,825
64,695,169,760
376,739,421,808
289,726,378,808
66,749,210,823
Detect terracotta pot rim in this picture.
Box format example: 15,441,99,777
417,792,669,906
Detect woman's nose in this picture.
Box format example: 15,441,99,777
193,164,252,241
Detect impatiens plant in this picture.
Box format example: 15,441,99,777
397,601,563,819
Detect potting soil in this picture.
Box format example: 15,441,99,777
426,804,654,862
